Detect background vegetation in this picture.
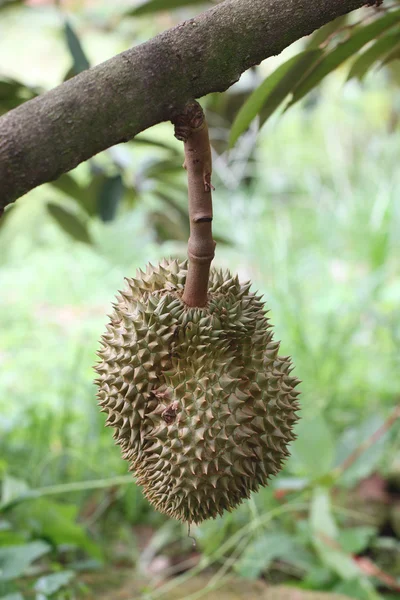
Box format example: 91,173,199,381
1,1,400,598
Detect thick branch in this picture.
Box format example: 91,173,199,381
0,0,367,209
174,102,216,307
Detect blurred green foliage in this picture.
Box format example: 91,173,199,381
1,1,400,598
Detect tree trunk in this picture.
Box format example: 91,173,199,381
0,0,368,209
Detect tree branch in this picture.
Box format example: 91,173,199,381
0,0,367,209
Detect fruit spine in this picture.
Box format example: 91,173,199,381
95,102,300,523
95,259,300,522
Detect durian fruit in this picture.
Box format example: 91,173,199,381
95,258,300,524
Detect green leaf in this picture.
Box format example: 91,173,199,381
126,0,208,17
334,579,381,600
310,488,360,579
132,136,180,154
0,594,24,600
0,77,39,114
0,0,23,9
98,175,125,222
140,158,184,180
234,532,298,579
0,541,50,581
347,32,400,81
291,415,335,478
197,516,232,555
34,570,75,595
0,531,26,546
77,172,108,217
1,476,29,506
338,527,376,554
381,40,400,66
155,190,189,225
229,50,322,147
335,416,388,486
150,210,188,242
47,203,92,245
302,565,335,588
13,499,102,559
64,20,90,75
49,174,86,205
310,487,337,539
0,206,15,235
289,9,400,107
306,15,348,50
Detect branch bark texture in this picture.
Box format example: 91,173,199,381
0,0,367,208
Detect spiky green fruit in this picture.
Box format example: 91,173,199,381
95,259,300,523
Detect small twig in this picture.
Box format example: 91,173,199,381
334,403,400,478
355,556,400,592
172,102,216,307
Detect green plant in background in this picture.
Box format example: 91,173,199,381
1,0,400,598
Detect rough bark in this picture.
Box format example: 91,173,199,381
0,0,367,208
